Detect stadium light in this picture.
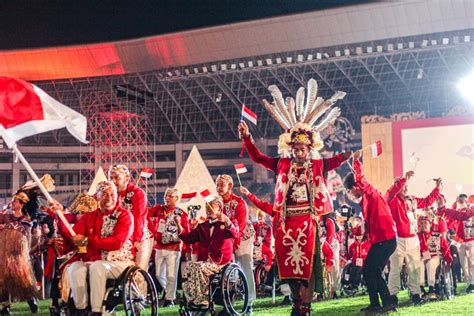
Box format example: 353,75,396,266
286,57,293,63
458,71,474,104
276,57,282,64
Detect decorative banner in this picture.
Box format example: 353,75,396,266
241,104,257,125
140,167,153,179
234,163,248,174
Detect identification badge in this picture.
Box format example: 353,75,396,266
157,219,166,233
294,184,308,203
422,251,431,260
356,258,363,267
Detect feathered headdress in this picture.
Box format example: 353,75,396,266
261,78,345,158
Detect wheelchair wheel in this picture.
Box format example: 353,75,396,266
122,266,159,316
254,261,268,295
341,262,357,297
221,263,249,316
439,263,454,300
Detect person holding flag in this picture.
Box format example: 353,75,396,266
384,170,441,307
343,150,397,313
238,78,351,315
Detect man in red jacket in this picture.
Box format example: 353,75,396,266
216,174,256,310
438,198,474,293
108,165,153,270
148,187,189,307
51,181,134,316
253,210,273,271
384,171,441,305
343,151,397,313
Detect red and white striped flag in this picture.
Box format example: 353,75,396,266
0,77,88,148
370,140,383,158
234,163,248,174
140,167,153,178
200,189,215,203
241,104,257,125
180,192,197,203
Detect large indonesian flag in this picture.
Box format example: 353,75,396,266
0,77,88,148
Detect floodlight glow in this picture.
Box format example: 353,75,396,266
458,72,474,104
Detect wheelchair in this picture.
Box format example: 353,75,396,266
254,260,271,296
341,260,365,297
57,265,159,316
435,259,455,300
179,263,249,316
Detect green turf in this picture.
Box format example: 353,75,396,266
7,283,473,315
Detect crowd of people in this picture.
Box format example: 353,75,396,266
0,79,472,316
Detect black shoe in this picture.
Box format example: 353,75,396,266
280,295,292,306
245,305,253,315
163,300,175,307
380,302,397,313
360,305,381,312
466,284,474,294
0,305,11,315
27,299,38,314
412,294,424,306
90,313,102,316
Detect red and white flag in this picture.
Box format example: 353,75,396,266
241,104,257,125
234,163,248,174
370,140,383,158
200,189,215,203
140,167,153,179
180,192,197,203
0,77,88,148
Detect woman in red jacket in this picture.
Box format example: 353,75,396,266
343,151,397,313
177,196,238,307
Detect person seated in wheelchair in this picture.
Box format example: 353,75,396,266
343,224,370,291
175,195,238,308
50,181,134,316
418,215,453,300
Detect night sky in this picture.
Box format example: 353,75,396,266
0,0,375,50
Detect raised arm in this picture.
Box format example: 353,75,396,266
239,121,278,171
385,177,407,203
415,179,441,208
240,187,276,217
440,205,474,221
323,151,352,172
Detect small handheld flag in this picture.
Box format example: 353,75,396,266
180,192,197,203
241,104,257,125
370,141,382,158
140,167,153,179
233,163,247,187
200,189,215,203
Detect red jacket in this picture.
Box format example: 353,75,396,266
118,183,149,244
253,222,273,266
179,220,238,265
243,135,346,216
62,206,134,262
385,178,439,238
440,206,474,242
322,240,334,268
148,204,189,251
347,240,371,266
353,159,397,245
222,193,248,246
418,231,453,263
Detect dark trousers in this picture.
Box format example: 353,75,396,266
363,238,396,307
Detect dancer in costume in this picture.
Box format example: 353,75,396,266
0,192,38,314
238,78,351,315
108,165,153,270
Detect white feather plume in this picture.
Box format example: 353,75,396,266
314,107,341,132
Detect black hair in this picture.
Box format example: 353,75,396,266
458,194,468,199
343,172,356,190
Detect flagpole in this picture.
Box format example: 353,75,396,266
12,144,76,236
235,172,243,187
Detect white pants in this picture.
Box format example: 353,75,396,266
388,236,422,295
329,240,341,292
68,260,131,313
135,237,154,271
459,240,474,285
235,237,256,303
422,256,440,287
154,249,181,300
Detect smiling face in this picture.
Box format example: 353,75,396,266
109,171,129,192
98,186,117,212
291,143,310,163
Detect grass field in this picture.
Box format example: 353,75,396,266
8,283,473,315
